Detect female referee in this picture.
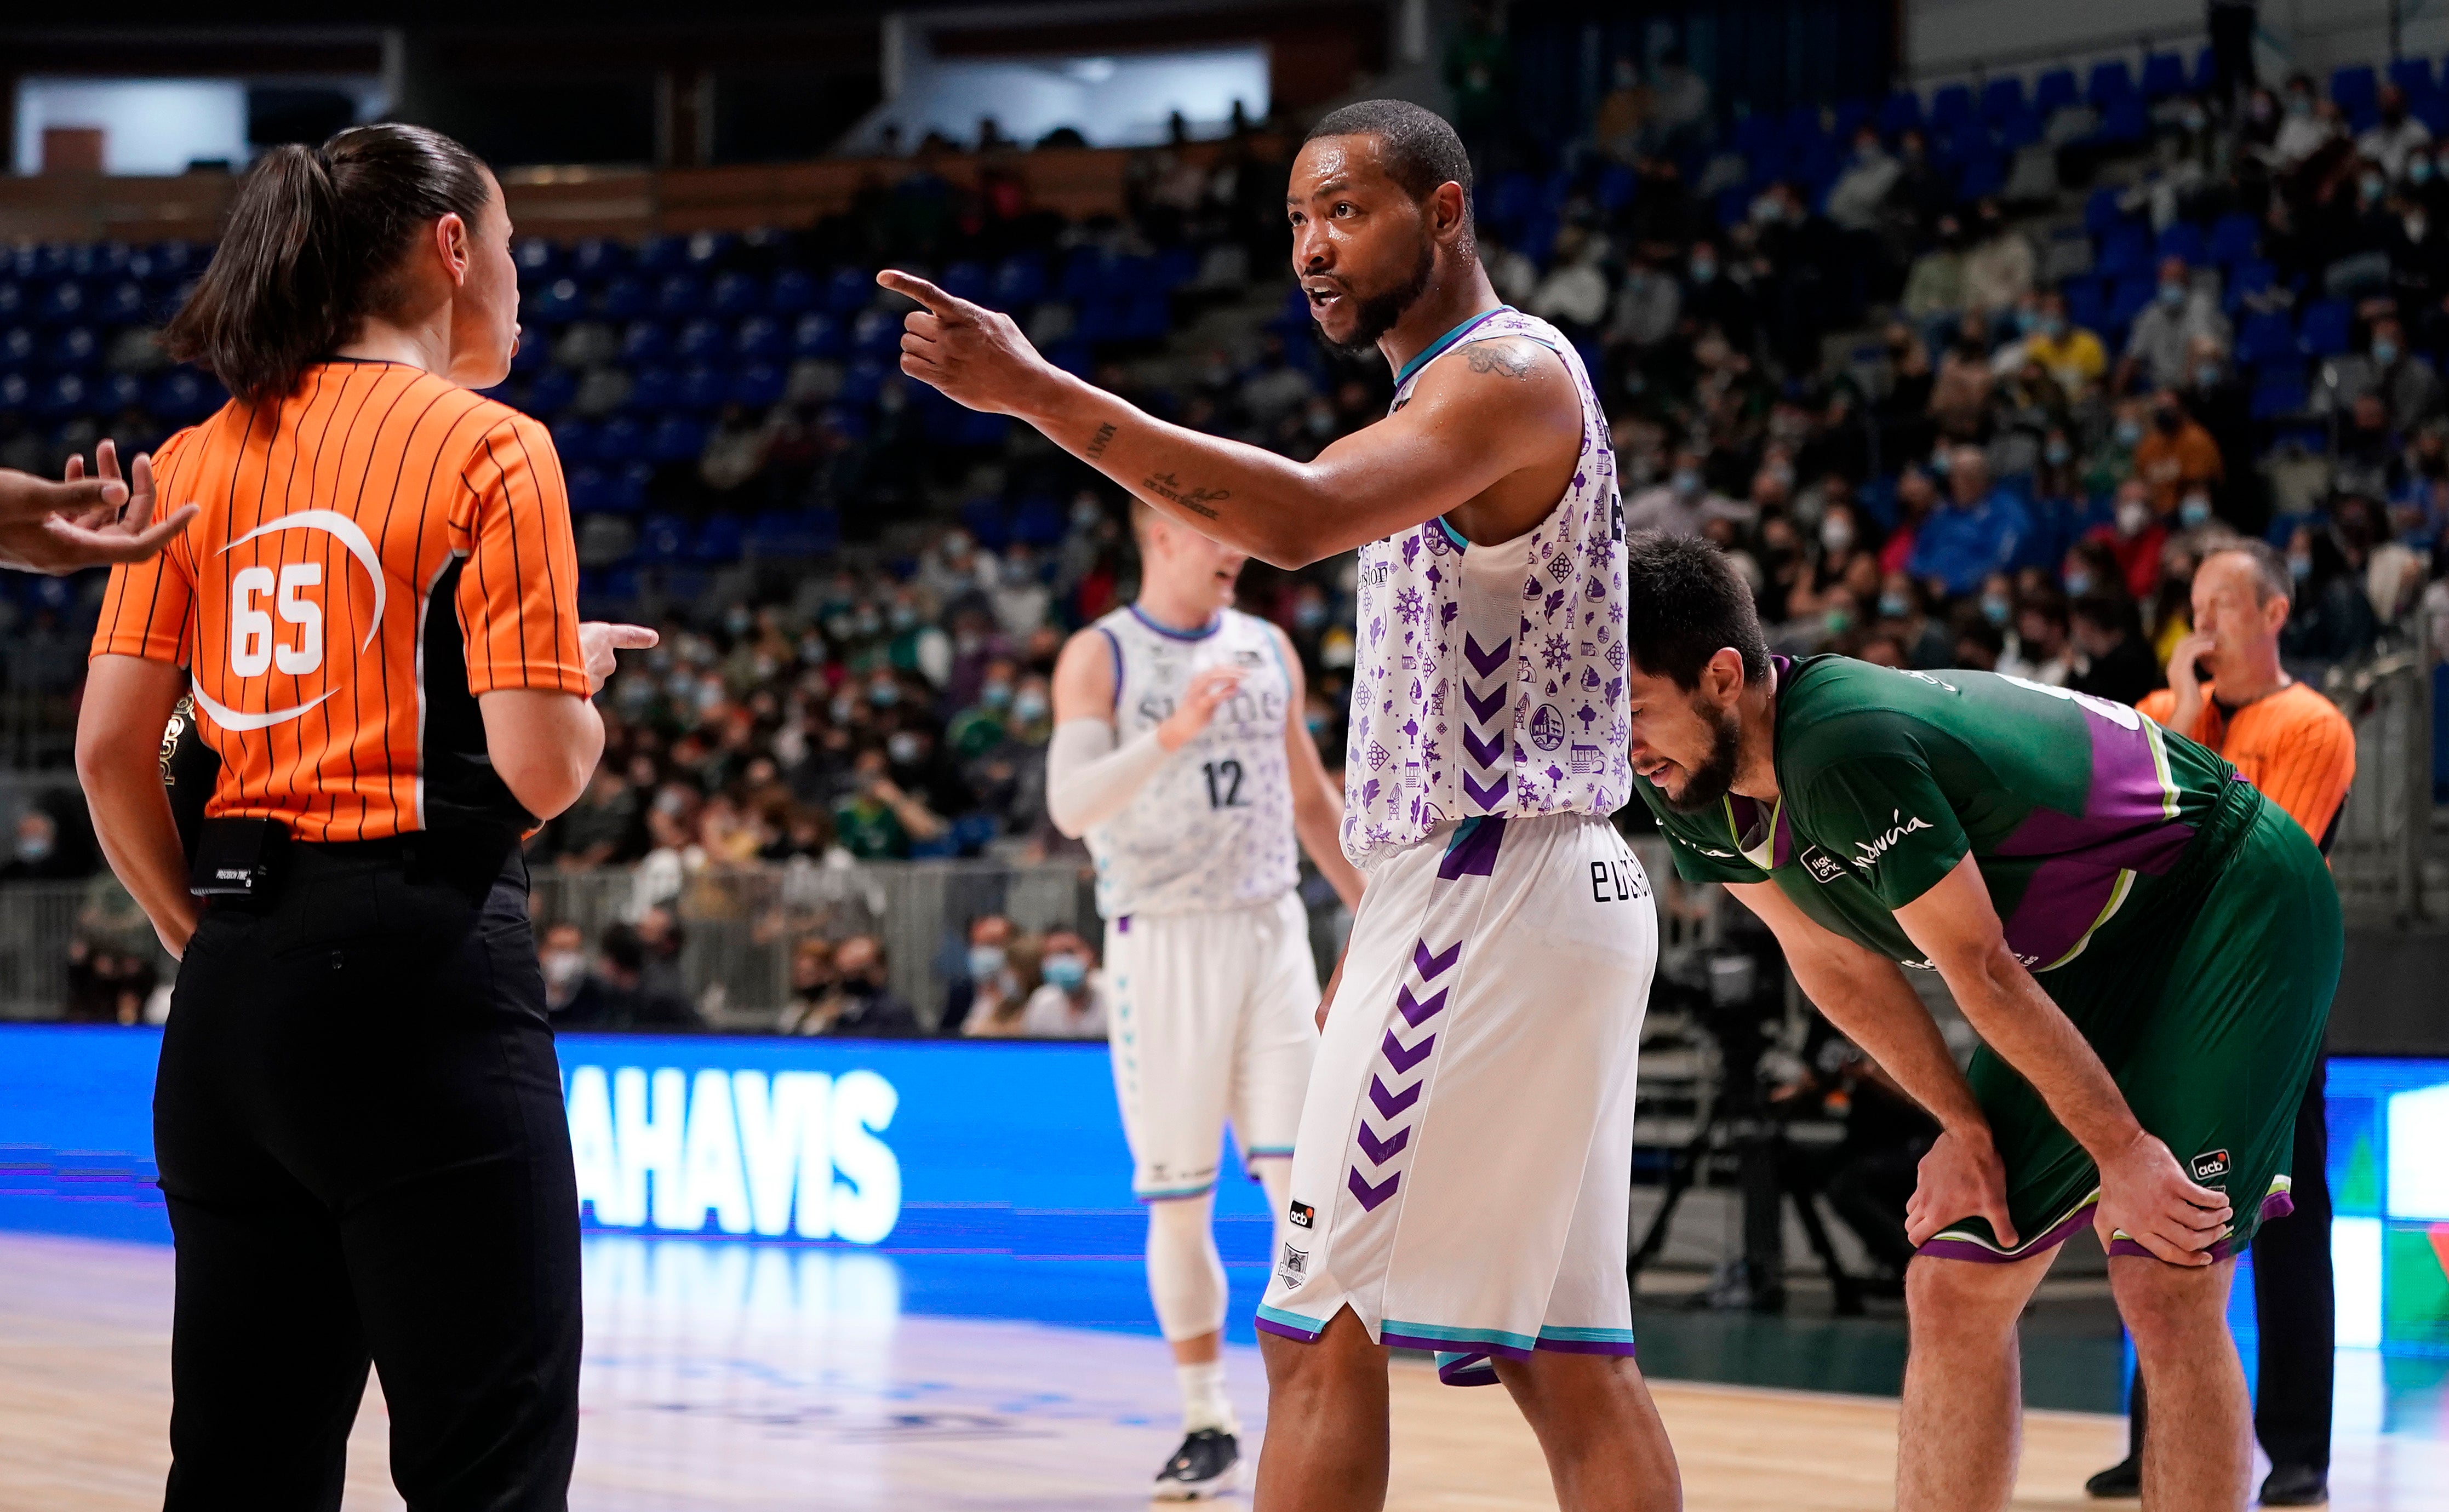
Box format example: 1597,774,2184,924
74,123,653,1510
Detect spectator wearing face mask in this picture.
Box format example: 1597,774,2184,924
786,933,920,1038
2359,84,2435,182
1879,464,1939,577
1901,215,1967,353
1907,445,2030,598
1960,198,2034,330
1623,446,1746,537
537,921,594,1020
1871,569,1954,669
1786,502,1877,622
2009,289,2105,399
2134,393,2226,515
831,745,947,859
1681,240,1758,353
2088,478,2176,600
1998,587,2075,686
2320,316,2446,436
2068,594,2165,707
2117,257,2231,395
1824,125,1901,234
942,913,1025,1035
1018,929,1108,1038
0,810,79,883
2270,76,2338,168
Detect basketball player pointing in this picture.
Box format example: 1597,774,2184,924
1046,503,1362,1499
886,99,1680,1512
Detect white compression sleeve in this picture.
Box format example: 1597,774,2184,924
1146,1190,1228,1342
1045,718,1170,838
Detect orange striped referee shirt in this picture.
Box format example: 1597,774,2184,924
2137,680,2357,851
89,358,588,841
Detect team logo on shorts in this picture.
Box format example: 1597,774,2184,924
1800,845,1847,885
1277,1242,1310,1287
1530,705,1565,751
2189,1149,2231,1183
1289,1201,1315,1229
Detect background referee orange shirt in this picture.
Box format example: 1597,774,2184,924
2137,680,2357,850
90,358,588,841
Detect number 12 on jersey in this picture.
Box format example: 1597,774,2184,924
1202,759,1245,809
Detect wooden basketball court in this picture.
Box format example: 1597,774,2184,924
4,1232,2441,1510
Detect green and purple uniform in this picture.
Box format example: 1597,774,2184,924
1637,655,2339,1262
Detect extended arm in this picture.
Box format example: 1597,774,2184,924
1894,854,2230,1262
878,271,1580,568
77,655,198,958
7,443,198,575
1275,626,1363,910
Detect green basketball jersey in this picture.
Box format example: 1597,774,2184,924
1637,655,2247,971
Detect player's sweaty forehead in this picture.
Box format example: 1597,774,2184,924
1287,135,1400,209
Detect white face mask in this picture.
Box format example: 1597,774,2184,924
542,950,586,989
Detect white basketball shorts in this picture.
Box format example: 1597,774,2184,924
1105,890,1320,1200
1256,811,1656,1386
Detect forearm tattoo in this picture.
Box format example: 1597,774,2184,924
1085,422,1115,459
1142,471,1229,519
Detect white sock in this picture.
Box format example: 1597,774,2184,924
1177,1357,1237,1435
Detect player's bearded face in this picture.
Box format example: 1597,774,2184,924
1658,698,1743,814
1318,233,1435,362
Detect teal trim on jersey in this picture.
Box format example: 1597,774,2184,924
1444,815,1489,856
1392,305,1513,390
1128,603,1221,641
1256,1303,1327,1338
1536,1324,1639,1344
1242,1146,1295,1165
1380,1317,1540,1351
1432,514,1469,551
1136,1179,1218,1202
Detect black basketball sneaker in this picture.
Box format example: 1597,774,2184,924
1153,1427,1239,1500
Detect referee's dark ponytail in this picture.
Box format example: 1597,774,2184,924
164,123,491,404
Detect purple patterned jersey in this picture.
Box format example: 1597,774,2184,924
1340,308,1629,866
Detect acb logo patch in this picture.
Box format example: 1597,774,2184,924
2189,1148,2231,1184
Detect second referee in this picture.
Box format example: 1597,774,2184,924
74,123,652,1510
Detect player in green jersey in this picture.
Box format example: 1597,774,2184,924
1617,534,2339,1512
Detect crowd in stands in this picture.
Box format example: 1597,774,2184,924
8,38,2449,1035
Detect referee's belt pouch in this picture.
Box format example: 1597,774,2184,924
190,817,288,902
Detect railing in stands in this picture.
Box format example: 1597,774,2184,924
2327,625,2439,928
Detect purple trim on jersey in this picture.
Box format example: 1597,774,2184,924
1435,1354,1503,1387
2105,1189,2294,1262
1914,1200,2099,1264
1256,1314,1323,1343
1438,816,1507,878
1116,915,1130,933
1724,793,1796,869
1990,712,2198,966
1127,604,1222,641
1384,1329,1534,1361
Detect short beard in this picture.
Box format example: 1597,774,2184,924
1319,236,1436,362
1661,701,1743,815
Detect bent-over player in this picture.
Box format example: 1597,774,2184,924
1046,500,1364,1499
884,98,1679,1512
1621,533,2339,1512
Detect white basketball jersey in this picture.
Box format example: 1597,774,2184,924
1086,604,1301,918
1342,307,1632,867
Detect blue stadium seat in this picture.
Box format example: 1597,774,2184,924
1993,107,2043,152
95,372,143,411
1058,245,1106,302
2139,52,2187,101
2223,259,2275,310
595,415,646,465
0,373,28,414
2205,211,2259,265
626,364,679,413
1929,83,1975,132
527,278,584,325
730,362,785,408
2156,221,2206,266
647,415,706,465
565,465,610,514
1877,89,1925,136
676,363,729,413
769,268,816,317
510,327,551,373
1978,77,2027,122
683,232,735,270
2191,47,2218,94
2331,65,2378,118
610,462,651,513
790,312,845,360
2093,96,2149,146
1733,112,1783,161
2063,281,2107,338
2083,186,2131,237
1482,170,1540,239
690,513,743,563
2297,298,2352,357
1955,154,2006,202
36,373,87,420
550,418,597,465
37,280,87,328
673,318,725,363
620,319,671,364
851,307,902,357
513,239,562,285
1154,244,1201,289
2106,275,2156,331
2085,60,2137,109
2390,58,2437,100
838,357,888,405
0,327,32,371
1010,495,1065,547
817,403,866,442
569,238,630,280
634,235,688,276
2250,370,2308,420
2097,224,2153,280
709,272,765,319
594,276,647,322
2234,308,2296,368
0,280,33,327
991,253,1046,308
939,261,989,305
822,267,872,316
135,240,199,288
1123,292,1172,342
958,497,1010,551
1594,162,1638,213
147,369,215,423
95,279,146,324
637,513,689,564
734,316,783,362
49,328,99,372
526,367,577,416
747,506,828,557
654,273,707,320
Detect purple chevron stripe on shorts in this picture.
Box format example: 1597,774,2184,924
1355,1121,1410,1165
1463,683,1506,721
1412,939,1462,980
1348,1166,1400,1210
1462,771,1509,809
1381,1029,1435,1073
1437,816,1506,879
1369,1074,1422,1119
1462,634,1512,676
1395,983,1449,1027
1462,727,1504,766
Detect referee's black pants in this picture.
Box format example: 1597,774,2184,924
2125,1058,2334,1472
155,839,581,1511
